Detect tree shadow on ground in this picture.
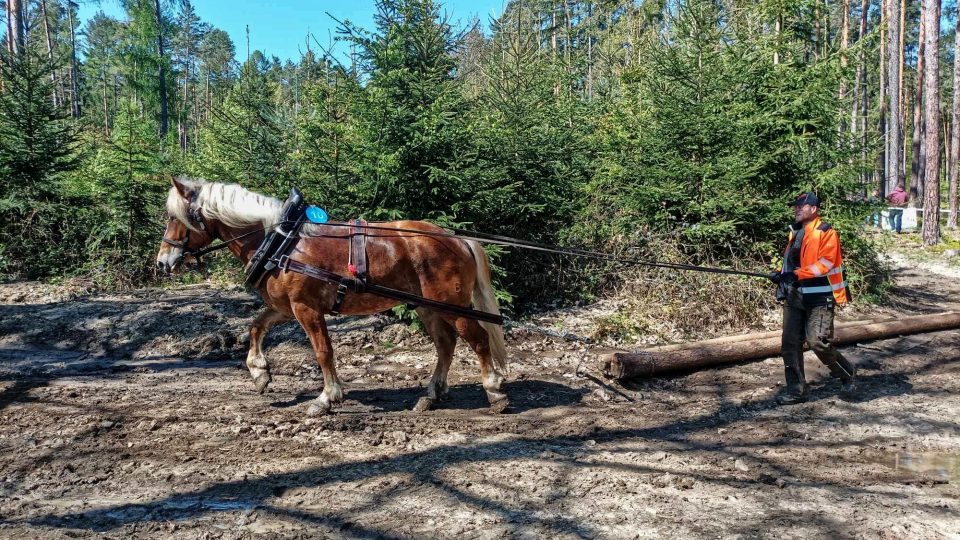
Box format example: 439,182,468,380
10,357,951,538
273,379,588,414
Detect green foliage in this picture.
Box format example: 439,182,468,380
335,0,475,222
3,0,896,325
0,50,81,278
83,99,168,284
580,0,869,271
195,56,293,193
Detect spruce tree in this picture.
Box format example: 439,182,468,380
0,50,80,277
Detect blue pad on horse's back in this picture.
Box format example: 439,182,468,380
306,206,328,224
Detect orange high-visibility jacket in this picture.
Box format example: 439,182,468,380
781,216,850,305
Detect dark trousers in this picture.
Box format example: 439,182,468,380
781,293,855,395
889,209,903,233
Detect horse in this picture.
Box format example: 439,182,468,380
155,177,509,416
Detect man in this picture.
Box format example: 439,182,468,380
768,192,856,405
886,184,908,233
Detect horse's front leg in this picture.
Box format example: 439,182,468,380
292,304,343,416
246,308,290,394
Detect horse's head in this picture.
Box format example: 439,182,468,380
156,177,214,274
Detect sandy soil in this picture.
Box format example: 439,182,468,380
0,249,958,539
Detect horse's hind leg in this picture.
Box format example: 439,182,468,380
292,304,344,416
452,317,509,414
413,308,457,412
247,308,290,394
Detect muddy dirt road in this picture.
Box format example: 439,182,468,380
0,253,958,539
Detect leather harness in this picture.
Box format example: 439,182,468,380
242,188,503,325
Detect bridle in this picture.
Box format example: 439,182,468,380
161,194,275,267
162,194,207,262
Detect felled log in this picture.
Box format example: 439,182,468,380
603,311,960,380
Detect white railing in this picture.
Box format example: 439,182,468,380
871,207,952,231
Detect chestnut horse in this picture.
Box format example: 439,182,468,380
155,178,509,415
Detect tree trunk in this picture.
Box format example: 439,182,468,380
851,0,869,135
205,72,211,122
39,0,60,108
774,15,782,65
155,0,169,138
922,0,942,246
950,4,960,229
68,1,81,118
814,0,821,59
839,0,850,111
8,0,25,56
603,312,960,380
551,9,557,56
910,15,926,206
877,0,888,195
887,0,902,194
181,41,191,152
586,1,593,100
102,71,110,136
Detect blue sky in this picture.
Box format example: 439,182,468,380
77,0,507,63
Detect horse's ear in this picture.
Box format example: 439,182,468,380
171,176,195,200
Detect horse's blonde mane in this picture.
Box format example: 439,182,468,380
166,178,282,231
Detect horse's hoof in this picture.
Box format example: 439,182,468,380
253,372,272,394
488,395,510,414
413,397,434,412
306,402,330,417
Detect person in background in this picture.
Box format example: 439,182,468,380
866,188,881,228
768,192,857,405
886,184,908,233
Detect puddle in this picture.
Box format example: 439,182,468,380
203,499,258,511
159,496,258,512
876,451,960,481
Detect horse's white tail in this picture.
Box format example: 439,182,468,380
467,240,508,373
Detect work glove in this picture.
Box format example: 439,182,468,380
768,271,797,285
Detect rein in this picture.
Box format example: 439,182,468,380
283,220,769,279
165,224,272,262
168,218,768,279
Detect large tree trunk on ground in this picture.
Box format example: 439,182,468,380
922,0,942,246
602,312,960,380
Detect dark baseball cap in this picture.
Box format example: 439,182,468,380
788,192,820,207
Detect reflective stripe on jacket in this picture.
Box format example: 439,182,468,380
781,217,849,305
